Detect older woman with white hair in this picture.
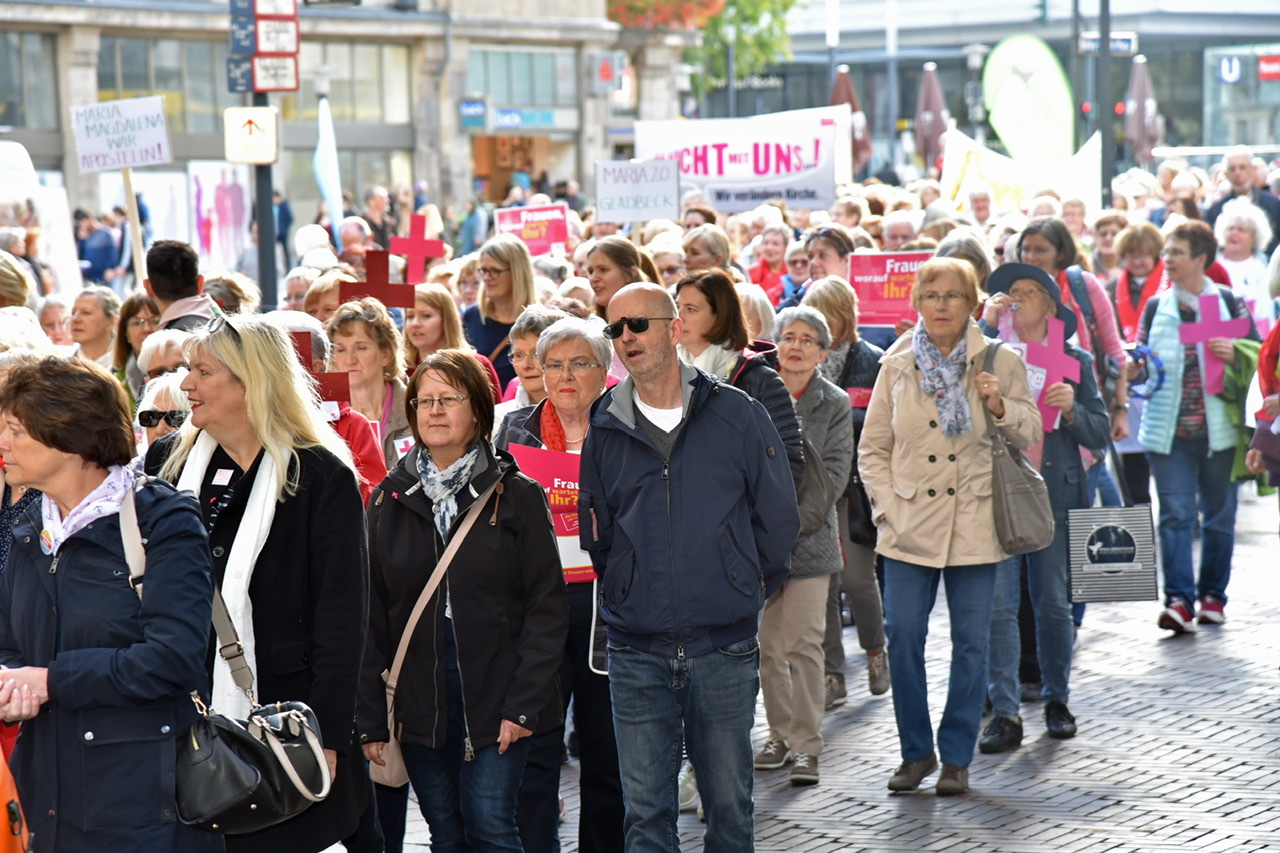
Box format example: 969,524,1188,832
135,368,192,454
137,328,192,384
1214,197,1276,335
70,284,121,368
495,317,621,852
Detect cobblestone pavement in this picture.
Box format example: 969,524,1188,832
388,486,1280,852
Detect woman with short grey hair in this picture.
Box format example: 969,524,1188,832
494,304,571,429
495,314,622,852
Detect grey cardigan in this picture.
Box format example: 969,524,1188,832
788,372,854,578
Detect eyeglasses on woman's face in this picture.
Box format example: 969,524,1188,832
479,266,509,279
542,359,603,375
409,394,470,412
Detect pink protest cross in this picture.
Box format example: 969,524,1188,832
340,251,417,309
389,214,447,285
291,331,350,403
1178,293,1252,395
1023,316,1081,432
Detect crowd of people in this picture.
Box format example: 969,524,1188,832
0,142,1277,853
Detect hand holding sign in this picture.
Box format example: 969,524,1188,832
1178,294,1251,395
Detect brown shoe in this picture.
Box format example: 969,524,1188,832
867,650,890,696
936,763,969,796
887,754,938,791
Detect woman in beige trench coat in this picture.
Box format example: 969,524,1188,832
859,257,1040,796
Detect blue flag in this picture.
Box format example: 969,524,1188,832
313,96,345,245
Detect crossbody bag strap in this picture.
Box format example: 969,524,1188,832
488,335,511,364
384,474,505,695
211,589,256,697
980,340,1001,438
120,481,146,597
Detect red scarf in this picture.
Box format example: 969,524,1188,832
1114,259,1167,343
539,400,568,452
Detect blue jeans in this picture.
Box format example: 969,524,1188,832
883,559,995,768
1147,438,1238,610
608,638,759,853
400,641,532,853
987,523,1075,718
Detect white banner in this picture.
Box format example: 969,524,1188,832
593,159,681,223
70,96,172,174
634,105,852,214
940,128,1101,218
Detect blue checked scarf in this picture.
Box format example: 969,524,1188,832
912,320,973,439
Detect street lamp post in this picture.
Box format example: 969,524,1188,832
826,0,839,89
962,43,989,146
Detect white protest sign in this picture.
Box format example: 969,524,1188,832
633,105,852,214
70,96,172,174
594,159,681,223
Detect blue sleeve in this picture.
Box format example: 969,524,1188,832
48,489,214,708
1064,349,1111,453
578,432,613,574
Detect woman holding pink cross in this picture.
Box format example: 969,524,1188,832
1137,220,1260,634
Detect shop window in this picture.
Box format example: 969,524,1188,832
154,39,185,132
1,32,58,130
468,46,578,107
281,42,411,125
186,41,216,134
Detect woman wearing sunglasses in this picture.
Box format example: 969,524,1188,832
135,368,191,453
146,315,370,853
360,349,566,853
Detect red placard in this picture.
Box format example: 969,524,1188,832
847,387,873,408
507,444,597,583
1260,55,1280,82
847,251,930,326
493,203,570,257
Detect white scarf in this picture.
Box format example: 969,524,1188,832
177,430,280,719
676,343,739,380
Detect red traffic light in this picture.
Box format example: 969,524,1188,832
1114,101,1126,115
1081,102,1093,114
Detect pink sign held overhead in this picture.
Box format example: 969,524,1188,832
1178,294,1252,395
493,203,569,257
1023,316,1080,432
390,214,447,285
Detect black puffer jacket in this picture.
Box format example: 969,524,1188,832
358,443,567,752
729,340,805,486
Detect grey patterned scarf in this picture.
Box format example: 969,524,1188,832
417,443,481,540
911,320,973,438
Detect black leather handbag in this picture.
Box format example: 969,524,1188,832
120,486,331,836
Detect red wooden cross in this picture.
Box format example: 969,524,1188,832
1178,293,1252,395
291,330,350,403
1023,316,1081,432
389,214,448,285
339,250,417,308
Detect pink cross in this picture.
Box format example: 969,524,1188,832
340,251,417,308
291,331,350,402
1023,316,1081,432
1178,293,1252,395
389,214,447,285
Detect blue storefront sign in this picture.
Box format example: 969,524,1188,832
460,99,487,132
492,108,556,130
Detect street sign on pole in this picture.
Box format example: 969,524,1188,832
252,56,299,92
256,19,299,54
1079,31,1138,57
227,56,253,93
224,106,279,164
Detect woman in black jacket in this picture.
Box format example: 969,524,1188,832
360,349,567,852
674,268,805,484
147,315,369,853
801,275,889,705
0,356,221,853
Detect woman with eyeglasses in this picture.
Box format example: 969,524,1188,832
753,306,854,786
1137,221,1260,634
859,257,1040,796
0,356,222,853
328,297,414,472
776,226,854,312
493,305,570,431
464,235,540,390
494,318,623,853
360,349,567,853
70,284,122,370
780,240,811,305
146,315,370,853
647,240,686,289
799,276,890,707
113,291,160,406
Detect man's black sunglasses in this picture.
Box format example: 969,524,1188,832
138,410,188,429
602,316,675,340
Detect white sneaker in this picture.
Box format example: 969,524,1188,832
677,760,699,812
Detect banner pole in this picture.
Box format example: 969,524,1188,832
121,167,148,285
